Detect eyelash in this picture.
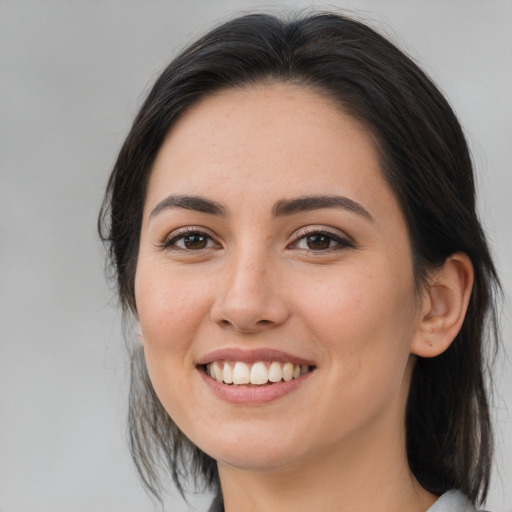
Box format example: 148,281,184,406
289,228,354,253
160,227,354,253
161,227,220,251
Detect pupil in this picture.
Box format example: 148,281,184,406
307,234,330,250
185,234,207,249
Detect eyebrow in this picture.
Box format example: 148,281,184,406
149,194,373,221
150,195,226,219
272,195,373,221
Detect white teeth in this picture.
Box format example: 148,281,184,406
206,361,311,385
212,361,223,382
223,362,233,384
268,361,283,382
282,362,294,382
232,362,250,385
250,362,268,385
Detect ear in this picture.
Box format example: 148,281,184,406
135,321,145,345
411,252,474,358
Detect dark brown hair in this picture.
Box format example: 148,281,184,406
99,11,501,505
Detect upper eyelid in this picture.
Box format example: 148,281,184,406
288,226,357,252
165,225,215,237
162,226,220,245
291,225,352,241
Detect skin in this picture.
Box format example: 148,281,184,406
135,84,473,512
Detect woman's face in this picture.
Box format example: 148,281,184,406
135,84,423,473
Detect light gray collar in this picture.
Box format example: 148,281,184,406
208,489,483,512
427,490,481,512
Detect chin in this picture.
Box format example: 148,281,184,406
198,429,305,472
215,449,301,473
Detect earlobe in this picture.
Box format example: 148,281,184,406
411,253,474,358
135,322,145,345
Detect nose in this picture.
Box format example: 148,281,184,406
210,248,290,333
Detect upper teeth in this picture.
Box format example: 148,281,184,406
206,361,310,385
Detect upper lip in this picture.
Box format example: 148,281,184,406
195,348,316,367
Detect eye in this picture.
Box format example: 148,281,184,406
290,229,353,252
162,228,219,251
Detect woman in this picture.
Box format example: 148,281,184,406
99,12,501,512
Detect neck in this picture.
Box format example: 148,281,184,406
217,373,437,512
218,432,436,512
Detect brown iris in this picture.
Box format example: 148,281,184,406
306,234,331,250
184,234,208,249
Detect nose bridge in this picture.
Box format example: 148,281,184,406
211,237,288,331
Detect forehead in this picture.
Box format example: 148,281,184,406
146,84,393,219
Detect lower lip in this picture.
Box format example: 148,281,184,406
199,368,313,405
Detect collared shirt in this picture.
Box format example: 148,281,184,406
427,490,484,512
207,489,484,512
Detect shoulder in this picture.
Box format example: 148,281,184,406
427,490,489,512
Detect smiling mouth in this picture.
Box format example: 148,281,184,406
203,360,314,386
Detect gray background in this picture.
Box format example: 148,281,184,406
1,1,511,511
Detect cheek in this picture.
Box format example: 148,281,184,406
134,264,212,429
295,262,412,331
292,262,416,384
135,262,213,354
